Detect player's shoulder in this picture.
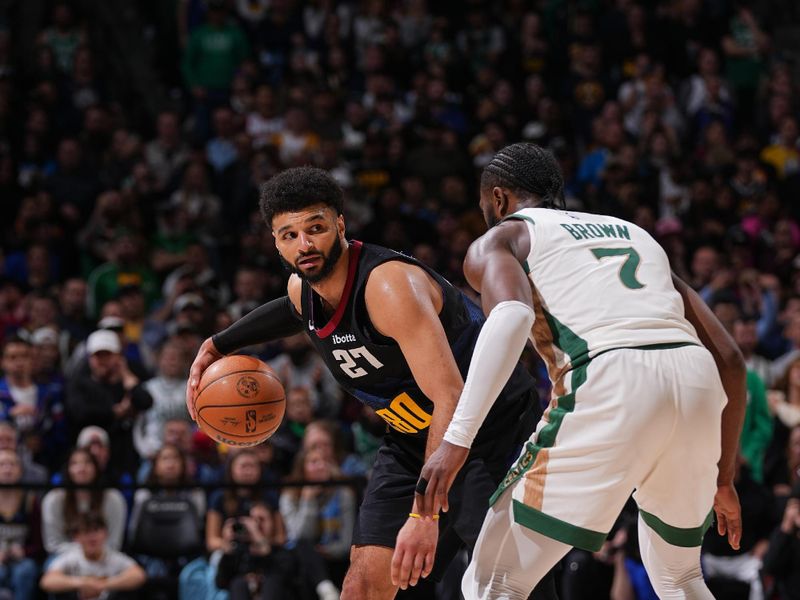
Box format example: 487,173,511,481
466,219,529,265
287,275,302,310
366,259,432,298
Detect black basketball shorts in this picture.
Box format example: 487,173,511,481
352,389,538,581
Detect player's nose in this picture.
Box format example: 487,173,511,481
298,232,315,249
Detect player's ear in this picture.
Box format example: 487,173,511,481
493,186,510,217
336,213,345,237
492,186,503,210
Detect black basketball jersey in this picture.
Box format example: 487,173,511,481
300,241,535,457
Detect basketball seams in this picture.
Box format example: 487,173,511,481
197,399,285,410
195,358,285,447
196,368,283,398
197,413,281,441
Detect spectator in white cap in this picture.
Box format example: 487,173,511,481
76,426,111,474
64,314,150,382
65,330,152,475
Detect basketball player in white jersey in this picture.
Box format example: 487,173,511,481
399,143,746,599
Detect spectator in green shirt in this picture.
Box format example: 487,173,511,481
741,369,774,483
182,0,249,141
87,232,159,319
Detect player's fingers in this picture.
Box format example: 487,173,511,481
390,547,404,587
726,513,742,550
415,476,433,517
185,373,197,420
440,479,450,514
426,475,441,517
422,546,435,578
409,552,424,587
398,549,416,590
715,510,727,536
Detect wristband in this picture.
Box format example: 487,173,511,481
409,513,439,520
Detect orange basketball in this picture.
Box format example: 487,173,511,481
194,355,285,447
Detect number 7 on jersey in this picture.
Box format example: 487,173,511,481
591,247,645,290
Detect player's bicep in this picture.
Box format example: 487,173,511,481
367,268,463,401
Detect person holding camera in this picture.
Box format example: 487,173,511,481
215,501,339,600
762,483,800,600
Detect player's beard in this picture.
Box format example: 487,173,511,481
280,237,344,284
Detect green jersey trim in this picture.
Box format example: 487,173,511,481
512,500,607,552
639,509,714,548
502,214,536,226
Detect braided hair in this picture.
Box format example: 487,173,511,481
481,143,565,209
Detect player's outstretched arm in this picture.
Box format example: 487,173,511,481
672,273,746,550
185,276,305,419
417,221,535,518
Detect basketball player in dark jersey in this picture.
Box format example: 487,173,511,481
186,167,557,600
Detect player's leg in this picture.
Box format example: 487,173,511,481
346,439,468,598
463,390,560,600
637,515,714,600
462,349,680,598
632,345,727,600
462,489,570,600
340,545,398,600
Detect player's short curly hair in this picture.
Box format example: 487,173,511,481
481,142,565,209
259,166,344,227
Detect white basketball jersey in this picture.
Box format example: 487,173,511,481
508,207,700,385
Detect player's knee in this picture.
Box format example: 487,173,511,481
340,550,396,600
463,568,531,600
468,580,530,600
341,575,395,600
651,563,706,598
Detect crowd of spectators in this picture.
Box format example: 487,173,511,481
0,0,799,598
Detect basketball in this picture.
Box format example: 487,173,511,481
193,355,285,447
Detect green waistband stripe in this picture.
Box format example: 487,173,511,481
639,509,714,547
513,500,607,552
629,342,699,351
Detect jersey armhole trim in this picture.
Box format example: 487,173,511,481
501,214,536,225
500,214,535,274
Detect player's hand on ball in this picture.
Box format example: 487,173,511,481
391,516,438,590
416,440,469,517
186,337,224,420
713,484,742,550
